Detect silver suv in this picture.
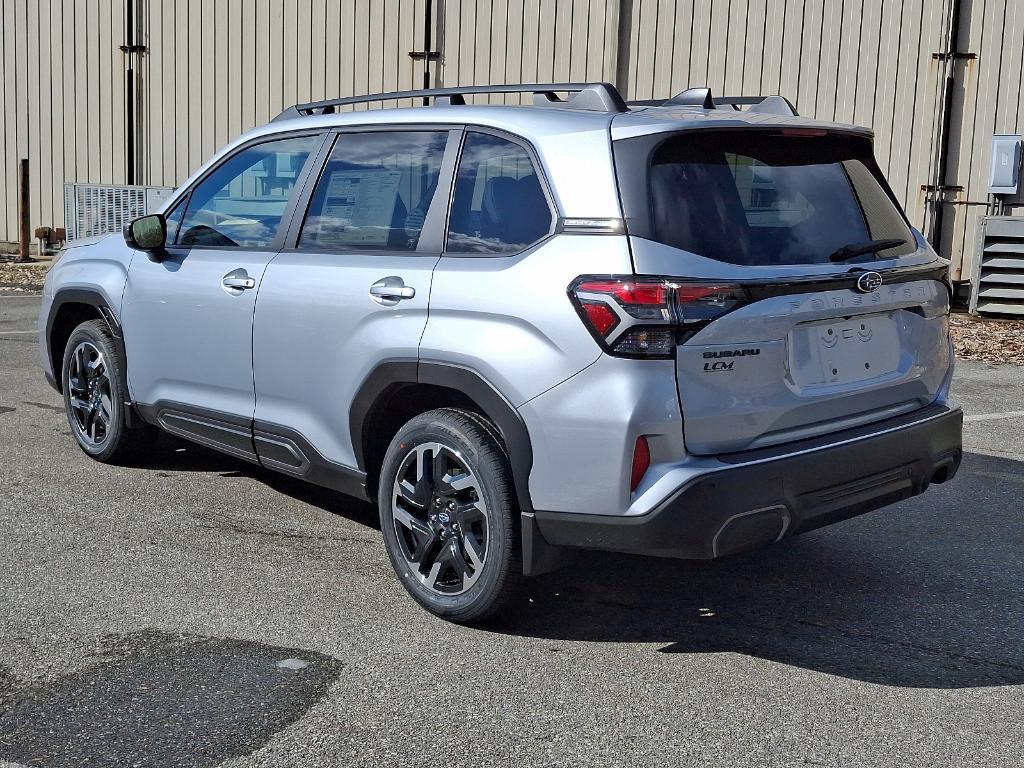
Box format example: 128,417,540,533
40,83,962,622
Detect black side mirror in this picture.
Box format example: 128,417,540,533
124,213,167,256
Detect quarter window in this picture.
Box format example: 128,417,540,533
446,132,552,254
163,199,185,244
176,135,320,248
299,131,449,251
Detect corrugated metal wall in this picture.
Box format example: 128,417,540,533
0,0,430,245
620,0,950,256
1,0,128,249
434,0,619,95
941,0,1024,280
137,0,427,189
2,0,1022,280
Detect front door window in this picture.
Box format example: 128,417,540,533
176,136,320,248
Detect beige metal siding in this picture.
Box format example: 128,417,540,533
432,0,618,101
1,0,126,243
621,0,948,251
1,0,1021,277
942,0,1024,281
0,0,424,242
138,0,416,187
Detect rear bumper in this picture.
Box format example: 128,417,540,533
529,404,962,562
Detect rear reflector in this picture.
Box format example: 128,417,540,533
631,436,650,492
570,276,748,357
580,300,619,336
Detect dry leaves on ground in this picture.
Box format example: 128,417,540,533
0,262,48,292
950,313,1024,365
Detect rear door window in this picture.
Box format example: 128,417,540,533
298,130,448,252
635,131,915,266
446,132,553,254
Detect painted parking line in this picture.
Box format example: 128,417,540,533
964,410,1024,423
0,293,43,298
0,330,37,335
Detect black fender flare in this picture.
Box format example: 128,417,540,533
46,289,137,424
350,360,535,514
46,289,123,380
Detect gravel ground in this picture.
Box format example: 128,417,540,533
1,293,1023,768
0,263,47,292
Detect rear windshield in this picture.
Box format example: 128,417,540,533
622,130,915,266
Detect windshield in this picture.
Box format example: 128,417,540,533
620,130,916,266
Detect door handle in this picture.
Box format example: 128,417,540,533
222,269,256,291
369,284,415,299
369,277,416,305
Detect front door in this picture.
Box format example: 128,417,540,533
252,128,457,472
122,133,324,456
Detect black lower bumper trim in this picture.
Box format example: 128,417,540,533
532,406,963,561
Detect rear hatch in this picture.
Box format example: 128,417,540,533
612,123,952,455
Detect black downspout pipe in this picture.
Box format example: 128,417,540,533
422,0,433,106
125,0,135,185
615,0,634,98
929,0,962,254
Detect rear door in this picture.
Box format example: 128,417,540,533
251,127,458,471
613,127,953,454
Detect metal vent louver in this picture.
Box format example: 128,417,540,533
970,217,1024,317
64,183,174,242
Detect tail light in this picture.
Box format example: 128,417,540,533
570,277,748,358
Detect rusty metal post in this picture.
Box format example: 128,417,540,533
16,158,32,262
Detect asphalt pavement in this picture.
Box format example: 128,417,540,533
1,291,1022,767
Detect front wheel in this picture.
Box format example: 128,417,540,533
61,319,150,462
378,408,523,623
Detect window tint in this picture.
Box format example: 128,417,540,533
299,131,448,251
163,199,184,244
646,131,915,266
176,135,319,248
446,132,552,254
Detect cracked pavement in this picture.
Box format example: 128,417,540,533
1,292,1023,767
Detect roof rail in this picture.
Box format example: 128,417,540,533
627,88,799,116
272,82,628,121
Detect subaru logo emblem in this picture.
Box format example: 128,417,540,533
856,271,883,293
437,511,450,524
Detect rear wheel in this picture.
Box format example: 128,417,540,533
378,408,522,623
61,319,150,462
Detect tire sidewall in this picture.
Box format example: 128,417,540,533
378,412,515,620
61,323,126,461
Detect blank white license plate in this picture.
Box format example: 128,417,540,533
789,313,902,387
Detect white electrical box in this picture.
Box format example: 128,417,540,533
989,135,1022,195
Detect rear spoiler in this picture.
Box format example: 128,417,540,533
628,87,799,117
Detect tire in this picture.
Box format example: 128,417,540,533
378,408,523,623
60,319,152,463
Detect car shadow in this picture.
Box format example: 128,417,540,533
495,451,1024,690
119,438,1024,690
119,432,380,530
